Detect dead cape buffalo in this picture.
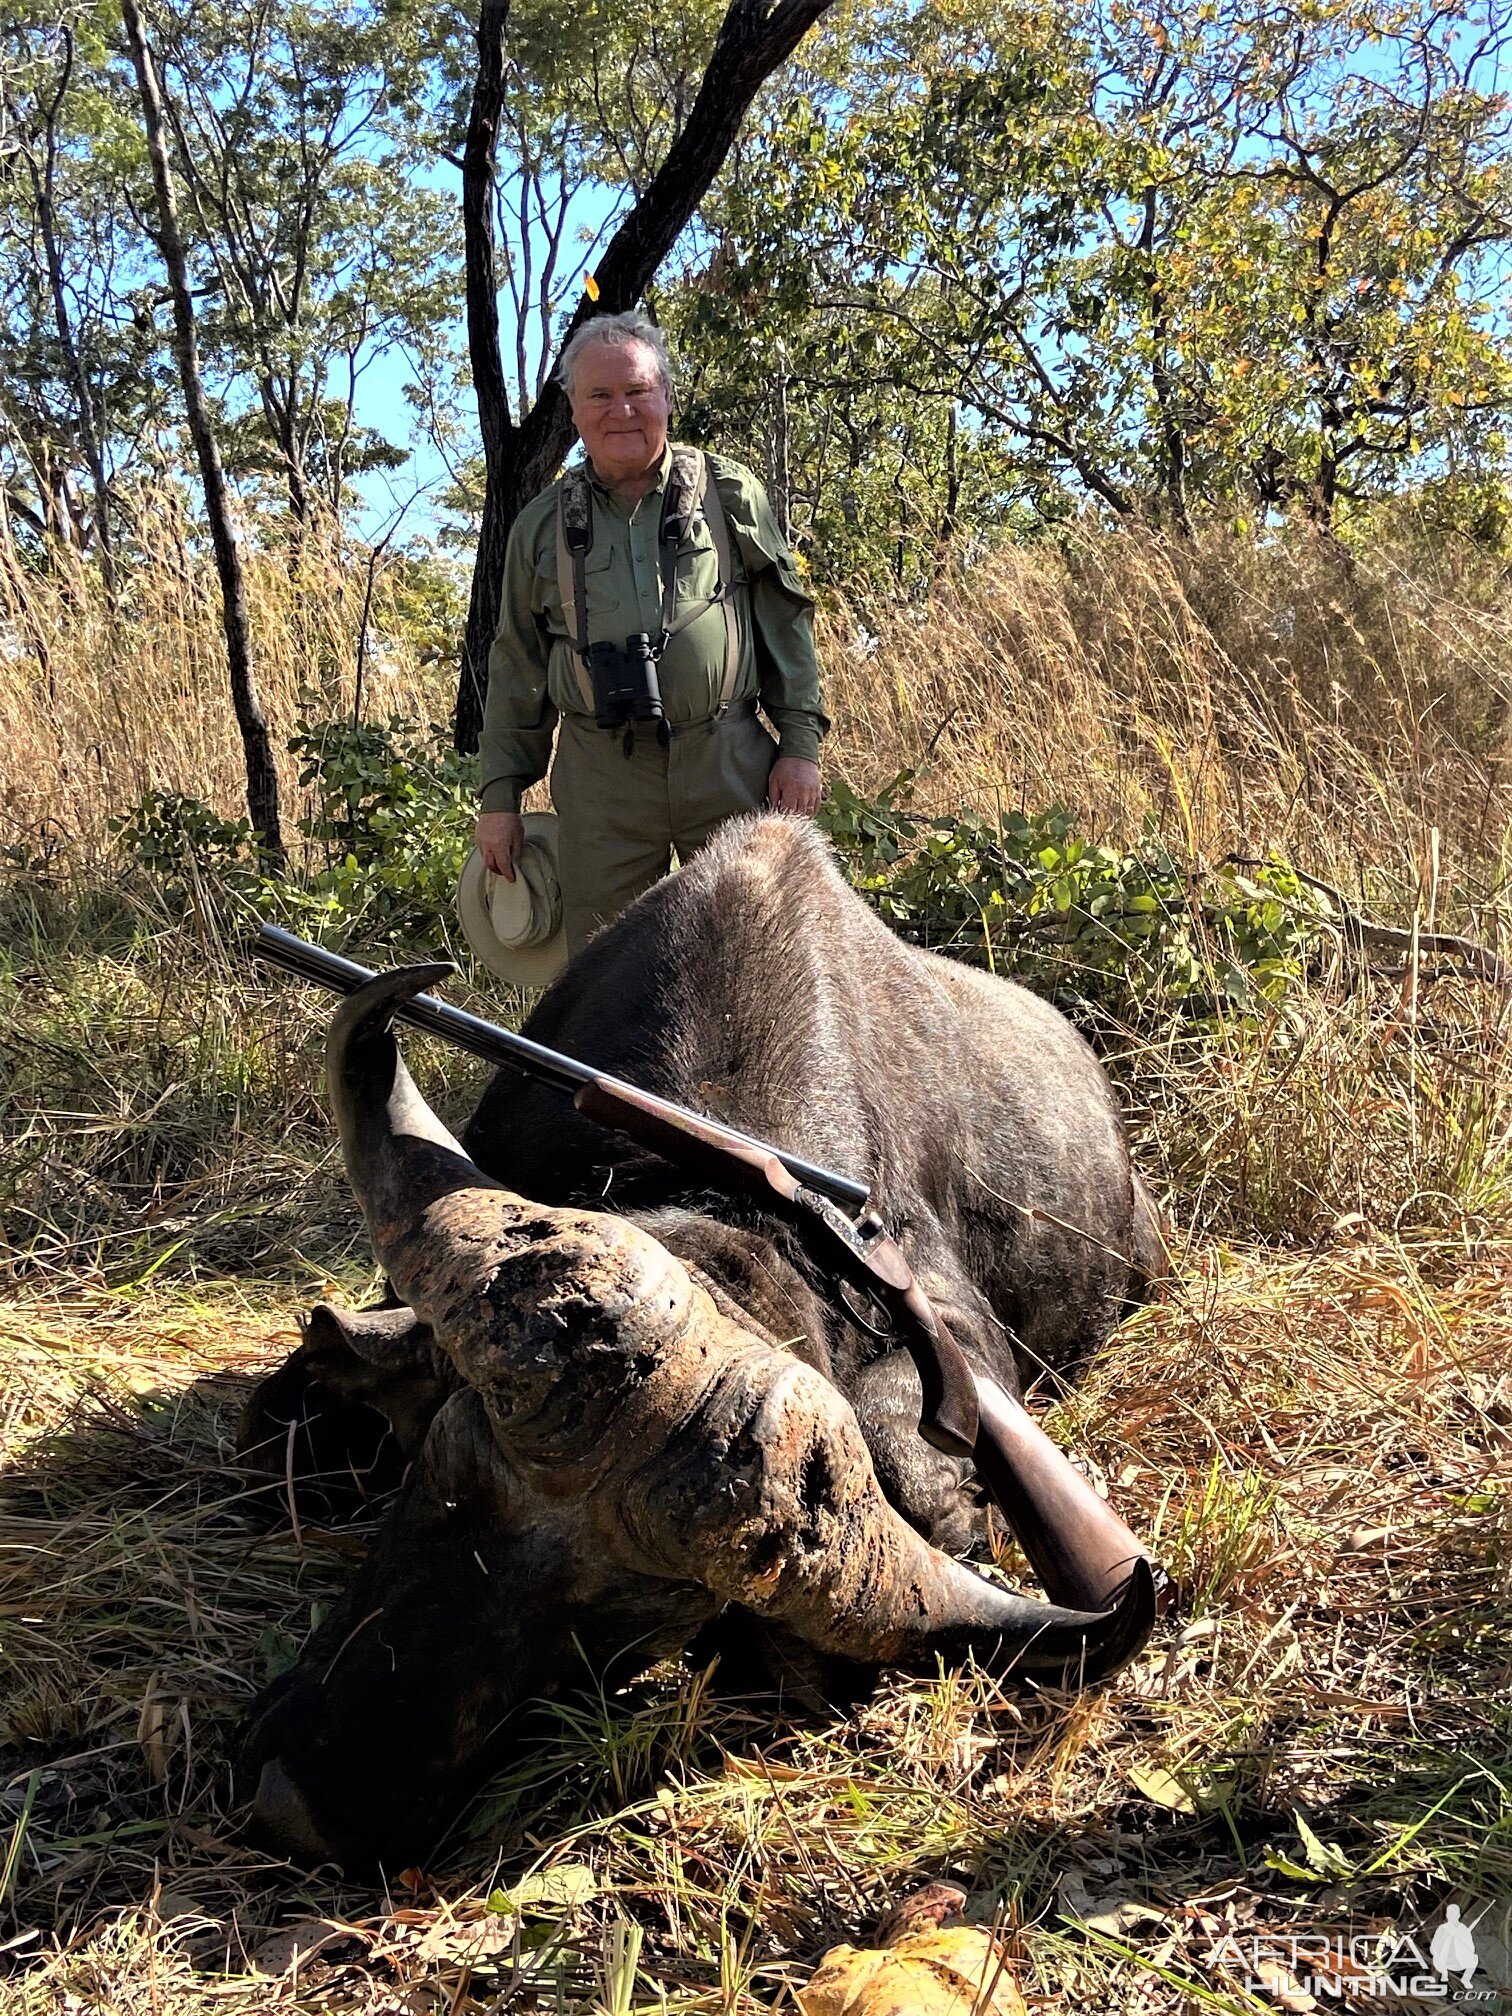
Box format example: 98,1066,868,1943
239,815,1164,1871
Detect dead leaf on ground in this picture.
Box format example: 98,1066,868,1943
797,1922,1027,2015
1251,1958,1318,2010
413,1916,517,1965
1127,1761,1197,1813
250,1918,367,1977
1057,1871,1170,1937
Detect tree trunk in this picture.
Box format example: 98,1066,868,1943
454,0,836,752
29,32,117,601
455,0,515,755
120,0,285,865
0,488,55,698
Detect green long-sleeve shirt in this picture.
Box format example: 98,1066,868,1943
478,446,829,814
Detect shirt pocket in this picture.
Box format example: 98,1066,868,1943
547,536,616,640
673,511,746,611
672,523,720,611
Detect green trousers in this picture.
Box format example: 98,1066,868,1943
550,702,778,953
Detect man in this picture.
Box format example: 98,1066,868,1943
473,310,828,954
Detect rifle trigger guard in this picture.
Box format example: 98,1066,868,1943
835,1275,894,1340
792,1187,978,1457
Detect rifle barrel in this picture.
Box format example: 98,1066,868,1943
251,923,870,1212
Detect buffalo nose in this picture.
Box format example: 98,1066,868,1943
249,1758,334,1865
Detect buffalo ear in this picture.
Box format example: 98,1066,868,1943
687,1607,877,1716
304,1300,437,1369
237,1303,454,1523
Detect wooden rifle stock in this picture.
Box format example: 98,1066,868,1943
254,925,1161,1613
972,1376,1159,1613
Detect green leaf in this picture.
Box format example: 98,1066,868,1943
1292,1809,1354,1878
1263,1851,1323,1884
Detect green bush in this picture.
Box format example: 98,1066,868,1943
112,714,475,949
110,789,265,906
818,772,1324,1023
114,740,1326,1018
287,712,474,944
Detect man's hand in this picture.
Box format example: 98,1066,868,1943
767,756,822,817
475,811,524,880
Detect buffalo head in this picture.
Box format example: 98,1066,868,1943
242,963,1153,1870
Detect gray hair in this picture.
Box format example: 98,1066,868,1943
557,310,675,402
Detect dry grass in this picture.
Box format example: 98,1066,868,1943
1,1239,1507,2011
1120,972,1512,1242
0,495,453,865
2,513,1511,2010
828,527,1512,911
4,503,1511,923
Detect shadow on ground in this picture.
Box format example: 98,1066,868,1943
2,1336,1508,2011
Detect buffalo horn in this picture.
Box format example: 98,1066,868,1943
325,966,1157,1689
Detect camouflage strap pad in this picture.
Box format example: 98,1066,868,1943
555,471,597,712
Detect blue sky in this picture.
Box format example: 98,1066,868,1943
346,171,624,542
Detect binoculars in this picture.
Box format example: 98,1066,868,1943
587,633,665,733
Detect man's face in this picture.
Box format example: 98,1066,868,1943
568,339,672,485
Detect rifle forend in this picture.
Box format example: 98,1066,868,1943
250,924,870,1212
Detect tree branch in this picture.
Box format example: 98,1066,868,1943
513,0,835,493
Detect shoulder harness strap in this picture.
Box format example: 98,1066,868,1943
658,447,741,716
555,468,596,712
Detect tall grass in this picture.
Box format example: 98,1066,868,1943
3,499,1510,918
825,524,1512,1243
0,493,453,865
2,506,1510,2012
830,526,1512,921
3,504,1511,1281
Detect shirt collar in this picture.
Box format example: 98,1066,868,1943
585,441,674,505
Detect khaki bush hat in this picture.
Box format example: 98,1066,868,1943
457,813,568,988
